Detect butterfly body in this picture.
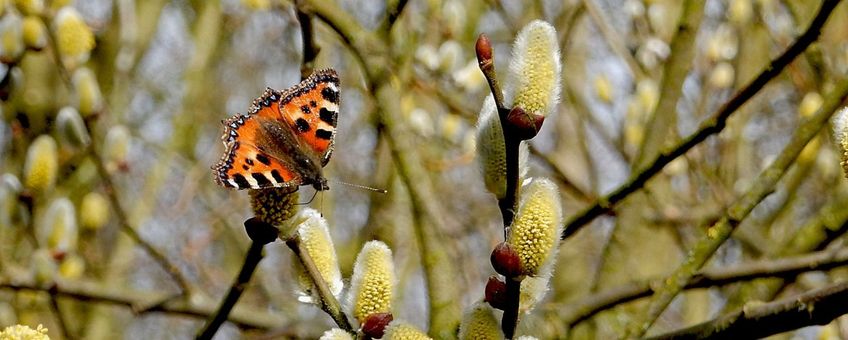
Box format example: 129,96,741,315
213,69,339,191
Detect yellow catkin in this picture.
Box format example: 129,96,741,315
72,67,103,116
42,197,77,253
458,302,504,340
507,178,563,276
14,0,44,15
508,20,561,117
295,208,343,302
79,192,109,230
21,16,46,50
23,135,58,193
54,6,94,65
249,188,298,230
384,321,433,340
348,241,395,322
0,12,24,63
0,324,49,340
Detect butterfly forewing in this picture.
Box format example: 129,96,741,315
277,69,340,166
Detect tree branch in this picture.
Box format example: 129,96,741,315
647,280,848,340
560,0,843,241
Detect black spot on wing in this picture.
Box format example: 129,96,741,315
316,129,333,140
245,158,254,166
242,165,249,171
301,105,311,114
295,118,310,133
319,108,338,127
233,174,250,188
321,87,339,104
271,170,285,183
310,100,317,108
256,154,271,166
252,173,271,187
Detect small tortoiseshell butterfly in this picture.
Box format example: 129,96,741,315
212,69,340,191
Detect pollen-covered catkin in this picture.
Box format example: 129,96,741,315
348,241,395,323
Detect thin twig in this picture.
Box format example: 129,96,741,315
647,280,848,340
561,0,843,240
47,287,74,340
196,241,266,339
295,1,320,79
0,278,284,330
285,236,354,332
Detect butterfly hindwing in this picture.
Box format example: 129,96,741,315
213,114,301,190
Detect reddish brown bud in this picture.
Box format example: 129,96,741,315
362,312,393,339
244,217,279,245
485,276,508,310
476,34,493,67
491,242,522,278
505,106,545,140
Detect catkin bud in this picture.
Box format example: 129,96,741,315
318,328,353,340
104,124,130,168
362,313,393,339
58,252,84,279
507,178,563,276
799,92,823,118
23,135,58,193
21,16,46,50
506,20,561,120
384,320,432,340
14,0,43,15
519,275,550,314
79,191,109,230
293,208,343,303
0,11,24,63
72,67,103,116
453,61,486,91
39,197,78,253
437,40,463,74
0,324,49,340
831,107,848,179
348,240,395,323
458,302,504,340
32,248,56,284
708,62,735,89
249,188,298,232
55,106,90,147
594,74,613,103
54,6,95,68
476,96,529,199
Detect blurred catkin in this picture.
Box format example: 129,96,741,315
55,106,90,147
21,16,46,50
23,135,58,193
348,240,395,323
40,197,77,253
476,96,528,199
0,10,24,62
14,0,43,16
72,67,103,116
79,191,109,230
53,6,94,67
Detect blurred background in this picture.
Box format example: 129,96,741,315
2,0,848,339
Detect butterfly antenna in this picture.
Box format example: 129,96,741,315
329,180,388,194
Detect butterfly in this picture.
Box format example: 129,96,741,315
212,69,340,191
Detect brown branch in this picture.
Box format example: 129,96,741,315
295,1,320,79
560,245,848,326
647,280,848,340
0,278,284,330
561,0,843,240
